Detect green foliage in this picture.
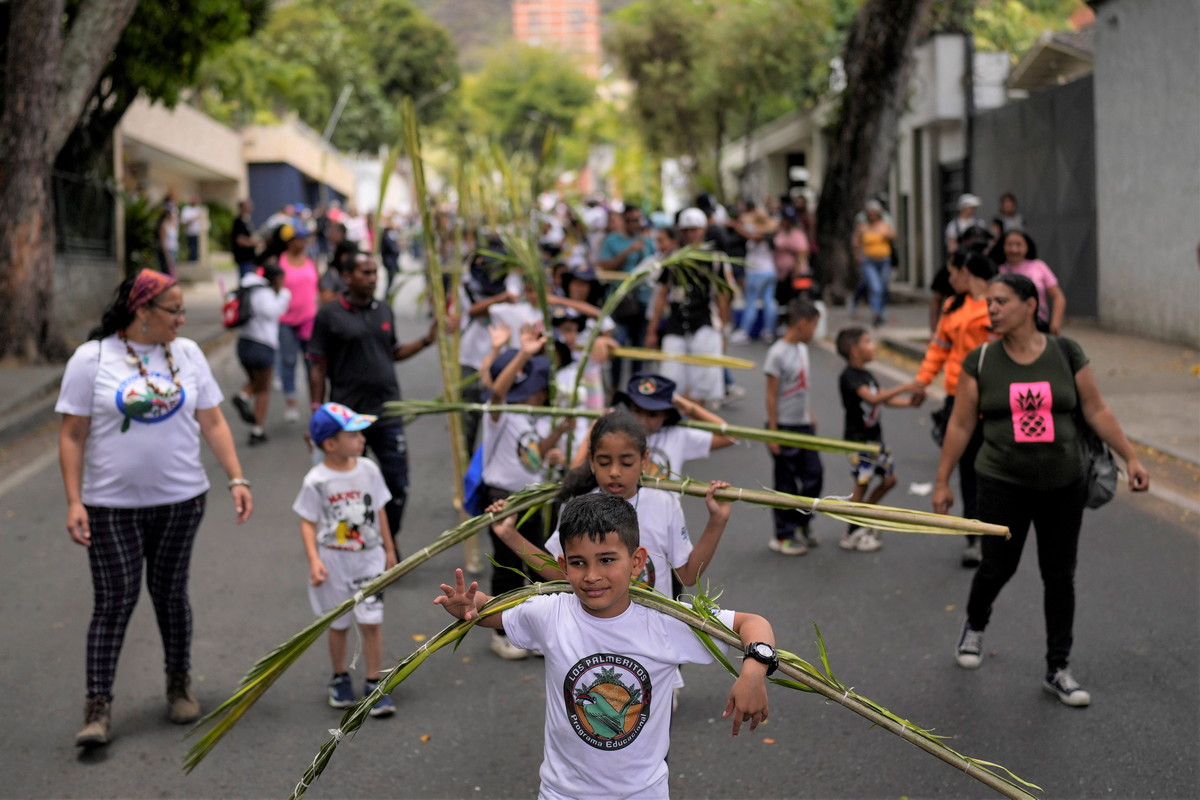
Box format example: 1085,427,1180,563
191,0,459,153
124,194,162,277
969,0,1087,58
205,201,235,252
462,43,595,159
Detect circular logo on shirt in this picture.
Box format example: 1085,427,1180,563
517,430,543,472
563,653,652,750
645,446,671,479
114,373,185,431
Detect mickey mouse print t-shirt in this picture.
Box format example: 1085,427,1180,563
292,458,392,551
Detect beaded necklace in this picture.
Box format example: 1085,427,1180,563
119,331,182,395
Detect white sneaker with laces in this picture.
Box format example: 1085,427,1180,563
283,405,300,423
729,330,751,344
839,528,882,552
955,621,984,669
490,633,529,661
1043,668,1090,707
767,537,808,556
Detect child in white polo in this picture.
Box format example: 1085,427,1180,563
293,402,398,717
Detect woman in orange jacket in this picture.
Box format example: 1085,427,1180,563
907,252,996,567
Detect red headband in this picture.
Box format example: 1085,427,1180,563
126,269,177,312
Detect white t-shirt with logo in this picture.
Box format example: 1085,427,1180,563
503,593,734,800
763,339,813,426
292,458,392,551
482,411,553,493
644,425,713,480
55,336,223,508
545,488,691,601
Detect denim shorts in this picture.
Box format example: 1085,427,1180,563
237,338,275,371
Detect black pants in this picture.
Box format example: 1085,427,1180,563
967,475,1086,672
945,395,984,545
363,420,409,546
771,424,824,540
612,303,648,388
460,366,486,455
485,485,548,636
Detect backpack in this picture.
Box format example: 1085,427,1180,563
462,443,487,517
222,284,259,328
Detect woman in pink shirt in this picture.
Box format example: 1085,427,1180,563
998,230,1067,334
277,226,320,421
773,206,812,307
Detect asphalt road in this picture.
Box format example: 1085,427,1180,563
1,316,1197,800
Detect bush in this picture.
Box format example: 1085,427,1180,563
206,200,234,253
124,193,161,277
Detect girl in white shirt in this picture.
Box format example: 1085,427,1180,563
231,263,292,445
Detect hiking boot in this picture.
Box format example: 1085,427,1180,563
365,679,396,718
1043,668,1091,707
75,696,111,748
490,632,529,660
167,672,201,723
955,621,984,669
328,673,357,709
961,543,982,568
767,537,808,556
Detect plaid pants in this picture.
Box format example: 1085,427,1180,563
84,494,206,699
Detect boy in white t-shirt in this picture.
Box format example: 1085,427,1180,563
293,403,398,717
435,492,776,800
763,298,824,556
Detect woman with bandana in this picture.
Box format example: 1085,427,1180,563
57,269,254,748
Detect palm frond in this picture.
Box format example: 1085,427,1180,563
610,346,756,370
182,484,559,772
289,583,1039,800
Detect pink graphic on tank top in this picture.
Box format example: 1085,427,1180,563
1010,381,1055,442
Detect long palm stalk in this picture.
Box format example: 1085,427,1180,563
400,98,476,567
289,583,1038,800
381,398,881,456
182,484,559,772
610,345,757,369
640,476,1008,538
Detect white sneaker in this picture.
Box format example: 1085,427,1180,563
723,384,747,404
283,405,300,423
490,633,529,660
955,621,984,669
1043,668,1090,707
961,543,982,568
729,330,751,344
839,528,882,552
767,537,808,556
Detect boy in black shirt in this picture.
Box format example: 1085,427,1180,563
835,327,920,552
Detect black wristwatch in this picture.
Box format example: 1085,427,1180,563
743,641,779,676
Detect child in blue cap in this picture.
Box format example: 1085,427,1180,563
293,402,398,717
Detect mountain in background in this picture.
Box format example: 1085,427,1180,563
414,0,634,71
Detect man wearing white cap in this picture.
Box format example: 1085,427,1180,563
644,207,729,407
944,193,989,256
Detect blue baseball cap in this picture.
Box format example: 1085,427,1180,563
488,349,550,403
310,402,376,445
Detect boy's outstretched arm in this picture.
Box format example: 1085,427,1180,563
434,568,503,629
724,611,775,737
676,480,732,586
487,498,563,581
856,382,913,408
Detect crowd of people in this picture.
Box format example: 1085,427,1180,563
57,185,1150,800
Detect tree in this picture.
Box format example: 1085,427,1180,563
0,0,140,362
813,0,935,299
462,43,595,159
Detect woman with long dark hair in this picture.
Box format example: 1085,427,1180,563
57,270,253,747
997,230,1067,335
933,273,1148,707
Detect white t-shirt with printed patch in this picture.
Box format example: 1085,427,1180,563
545,488,691,600
55,336,223,508
292,458,392,551
482,411,553,493
644,425,713,480
503,593,734,800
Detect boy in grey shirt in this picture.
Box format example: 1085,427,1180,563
763,298,824,555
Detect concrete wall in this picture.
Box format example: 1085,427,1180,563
242,122,356,200
1093,0,1200,345
53,255,123,341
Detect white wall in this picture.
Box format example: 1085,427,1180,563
1093,0,1200,345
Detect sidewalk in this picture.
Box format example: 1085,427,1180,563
2,271,1197,468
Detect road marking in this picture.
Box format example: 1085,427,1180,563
0,447,58,499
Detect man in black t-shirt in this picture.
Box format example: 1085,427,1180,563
307,253,441,546
230,200,260,276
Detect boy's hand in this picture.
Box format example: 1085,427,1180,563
435,568,479,621
485,499,519,542
309,559,329,587
724,672,770,737
545,447,566,467
765,439,781,456
705,480,734,523
488,322,511,350
518,322,546,355
384,550,398,571
909,392,924,407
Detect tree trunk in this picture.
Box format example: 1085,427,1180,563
0,0,139,362
814,0,934,300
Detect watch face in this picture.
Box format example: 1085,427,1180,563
751,643,774,659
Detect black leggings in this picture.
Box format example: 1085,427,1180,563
967,475,1086,672
945,395,984,544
